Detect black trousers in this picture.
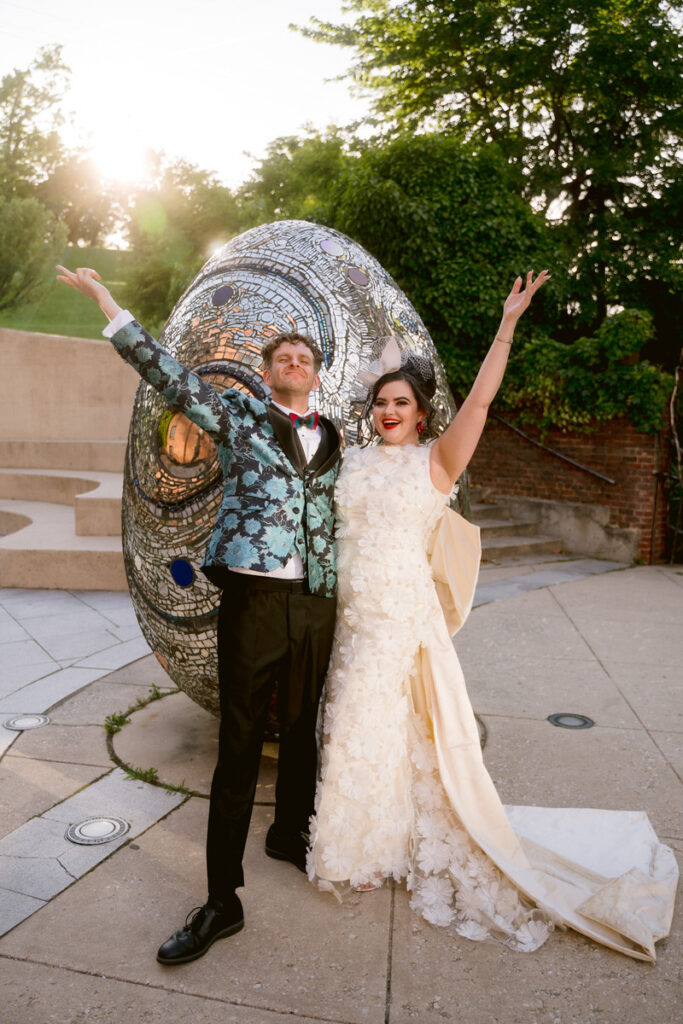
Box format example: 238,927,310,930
205,572,336,900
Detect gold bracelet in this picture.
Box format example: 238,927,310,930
494,335,513,346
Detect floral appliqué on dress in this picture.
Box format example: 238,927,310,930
307,443,553,953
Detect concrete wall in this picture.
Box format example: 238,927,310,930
1,328,139,441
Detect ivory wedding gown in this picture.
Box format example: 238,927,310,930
307,442,677,961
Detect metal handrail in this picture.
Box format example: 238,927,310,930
487,410,616,485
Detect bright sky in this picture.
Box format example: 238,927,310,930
1,0,370,189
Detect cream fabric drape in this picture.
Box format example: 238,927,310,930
424,508,678,961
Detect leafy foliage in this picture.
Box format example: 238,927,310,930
296,1,683,363
324,135,558,393
0,45,69,197
501,310,672,435
237,129,351,226
123,157,241,332
0,195,67,311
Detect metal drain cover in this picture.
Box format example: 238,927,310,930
547,713,594,730
65,817,130,845
3,714,50,731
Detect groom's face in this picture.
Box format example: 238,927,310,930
263,341,320,403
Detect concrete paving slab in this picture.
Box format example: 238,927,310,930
650,732,683,781
562,618,683,668
1,801,391,1024
113,690,276,799
0,667,105,714
388,881,682,1024
40,768,184,827
0,588,87,619
97,654,174,689
551,566,683,624
0,770,185,934
106,621,144,642
2,960,336,1024
47,678,158,727
600,661,683,733
73,636,152,672
20,606,118,641
0,614,29,643
0,815,73,860
0,754,106,839
0,889,45,936
1,639,56,671
475,558,627,606
1,851,75,902
69,589,138,620
9,722,111,768
462,653,641,730
480,716,683,839
456,590,595,664
0,715,19,758
0,662,62,694
36,629,121,663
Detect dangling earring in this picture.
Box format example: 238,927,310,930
416,420,424,436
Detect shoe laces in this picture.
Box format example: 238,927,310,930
184,905,207,930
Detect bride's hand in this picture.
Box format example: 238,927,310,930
502,269,550,324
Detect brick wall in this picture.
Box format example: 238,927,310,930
468,415,670,562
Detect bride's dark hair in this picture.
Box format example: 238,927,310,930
364,363,437,439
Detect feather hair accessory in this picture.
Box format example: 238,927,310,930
358,336,437,400
357,336,402,386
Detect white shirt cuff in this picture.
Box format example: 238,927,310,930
102,309,135,337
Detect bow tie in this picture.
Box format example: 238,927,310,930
289,411,319,430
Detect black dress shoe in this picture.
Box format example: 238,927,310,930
265,824,308,873
156,895,244,965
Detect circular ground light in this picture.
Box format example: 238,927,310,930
65,817,130,846
547,713,594,730
3,714,50,731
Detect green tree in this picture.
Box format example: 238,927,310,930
37,156,118,246
0,195,67,310
238,128,352,226
325,134,557,392
124,156,241,331
0,45,69,197
297,1,683,359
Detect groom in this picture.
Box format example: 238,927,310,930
56,267,342,965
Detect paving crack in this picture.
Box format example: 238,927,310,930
0,953,362,1023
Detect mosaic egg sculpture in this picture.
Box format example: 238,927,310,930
122,220,460,715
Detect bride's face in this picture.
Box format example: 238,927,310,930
372,380,424,446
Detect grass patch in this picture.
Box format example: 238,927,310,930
104,711,131,734
103,683,200,798
123,764,159,785
0,245,134,339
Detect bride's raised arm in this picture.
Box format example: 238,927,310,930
430,270,549,494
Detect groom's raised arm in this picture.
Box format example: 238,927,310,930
56,265,232,441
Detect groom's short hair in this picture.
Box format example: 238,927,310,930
262,331,323,372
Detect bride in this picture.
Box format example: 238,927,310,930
307,271,677,961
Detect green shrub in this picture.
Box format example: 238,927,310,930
501,310,672,436
0,195,67,311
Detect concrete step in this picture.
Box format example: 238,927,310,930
469,501,512,522
0,439,127,472
477,518,540,539
0,469,122,536
0,499,126,590
480,533,565,561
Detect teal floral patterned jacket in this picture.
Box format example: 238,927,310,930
109,320,341,598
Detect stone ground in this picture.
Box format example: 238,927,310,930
0,557,681,1024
